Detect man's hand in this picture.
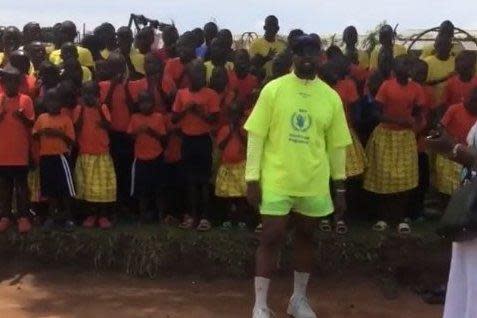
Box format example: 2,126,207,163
246,181,262,210
425,128,455,155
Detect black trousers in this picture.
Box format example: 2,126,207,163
109,131,134,202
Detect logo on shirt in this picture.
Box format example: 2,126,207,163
291,110,311,132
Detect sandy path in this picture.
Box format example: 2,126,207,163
0,261,442,318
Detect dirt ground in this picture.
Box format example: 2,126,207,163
0,259,443,318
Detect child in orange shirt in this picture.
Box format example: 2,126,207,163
228,49,259,116
435,87,477,197
442,51,477,110
209,65,235,128
172,60,220,231
162,107,185,225
128,91,167,222
162,32,196,103
215,103,248,229
332,57,364,233
32,87,76,231
364,55,425,234
99,53,145,205
74,82,116,229
8,51,37,99
0,64,35,233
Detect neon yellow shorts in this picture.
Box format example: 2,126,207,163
260,190,334,218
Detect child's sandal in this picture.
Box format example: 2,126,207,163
179,215,195,229
398,222,411,235
197,219,212,232
372,220,388,232
319,219,332,232
336,220,348,234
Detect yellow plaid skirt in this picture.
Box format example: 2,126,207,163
434,154,462,195
215,161,246,197
346,129,367,178
363,125,418,194
75,154,117,203
28,168,42,203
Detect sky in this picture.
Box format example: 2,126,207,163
2,0,477,36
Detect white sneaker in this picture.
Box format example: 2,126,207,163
252,307,274,318
287,296,317,318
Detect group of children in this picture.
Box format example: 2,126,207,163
0,18,476,235
319,22,477,234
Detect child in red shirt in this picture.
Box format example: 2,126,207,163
128,53,166,114
409,58,434,220
435,87,477,196
364,55,425,234
128,91,167,222
442,51,477,110
215,103,248,229
0,64,35,233
74,82,116,229
228,49,259,116
32,87,76,231
99,53,146,205
162,32,196,103
172,60,220,231
209,65,235,129
154,25,178,63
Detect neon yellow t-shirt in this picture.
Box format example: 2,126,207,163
249,37,287,77
244,73,352,197
204,61,234,83
424,55,455,105
49,45,94,68
101,48,145,75
369,44,407,70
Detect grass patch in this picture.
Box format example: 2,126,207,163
0,221,450,286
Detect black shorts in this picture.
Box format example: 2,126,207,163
131,156,164,197
181,134,212,184
39,154,76,199
0,166,28,181
163,161,185,188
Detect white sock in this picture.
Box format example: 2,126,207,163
293,271,310,298
254,276,270,309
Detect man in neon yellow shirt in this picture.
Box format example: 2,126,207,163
245,35,351,318
249,15,287,79
49,21,94,70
